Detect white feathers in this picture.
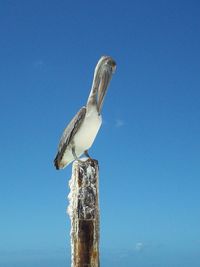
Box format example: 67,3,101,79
61,106,102,168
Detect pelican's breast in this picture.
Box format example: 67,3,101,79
73,106,102,150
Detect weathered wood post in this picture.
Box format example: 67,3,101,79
68,158,100,267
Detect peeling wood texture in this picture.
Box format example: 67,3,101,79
68,159,100,267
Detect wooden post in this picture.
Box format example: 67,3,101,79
68,158,100,267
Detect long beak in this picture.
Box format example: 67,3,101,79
97,68,113,113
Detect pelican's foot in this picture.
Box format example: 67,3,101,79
77,159,85,164
84,150,91,158
75,158,88,167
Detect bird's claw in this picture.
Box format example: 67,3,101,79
84,150,91,158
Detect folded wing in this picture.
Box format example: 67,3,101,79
54,106,86,169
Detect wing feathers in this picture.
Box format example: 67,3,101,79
54,106,86,169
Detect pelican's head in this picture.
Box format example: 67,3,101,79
95,56,116,76
93,56,116,113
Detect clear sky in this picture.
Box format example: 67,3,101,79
0,1,200,266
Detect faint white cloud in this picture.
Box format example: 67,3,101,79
33,59,45,69
135,242,145,252
115,118,125,128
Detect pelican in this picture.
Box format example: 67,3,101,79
54,56,116,169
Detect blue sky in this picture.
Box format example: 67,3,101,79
0,0,200,266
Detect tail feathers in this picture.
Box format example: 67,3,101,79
54,154,60,170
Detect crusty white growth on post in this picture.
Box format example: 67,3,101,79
67,158,100,267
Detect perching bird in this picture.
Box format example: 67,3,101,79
54,56,116,169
